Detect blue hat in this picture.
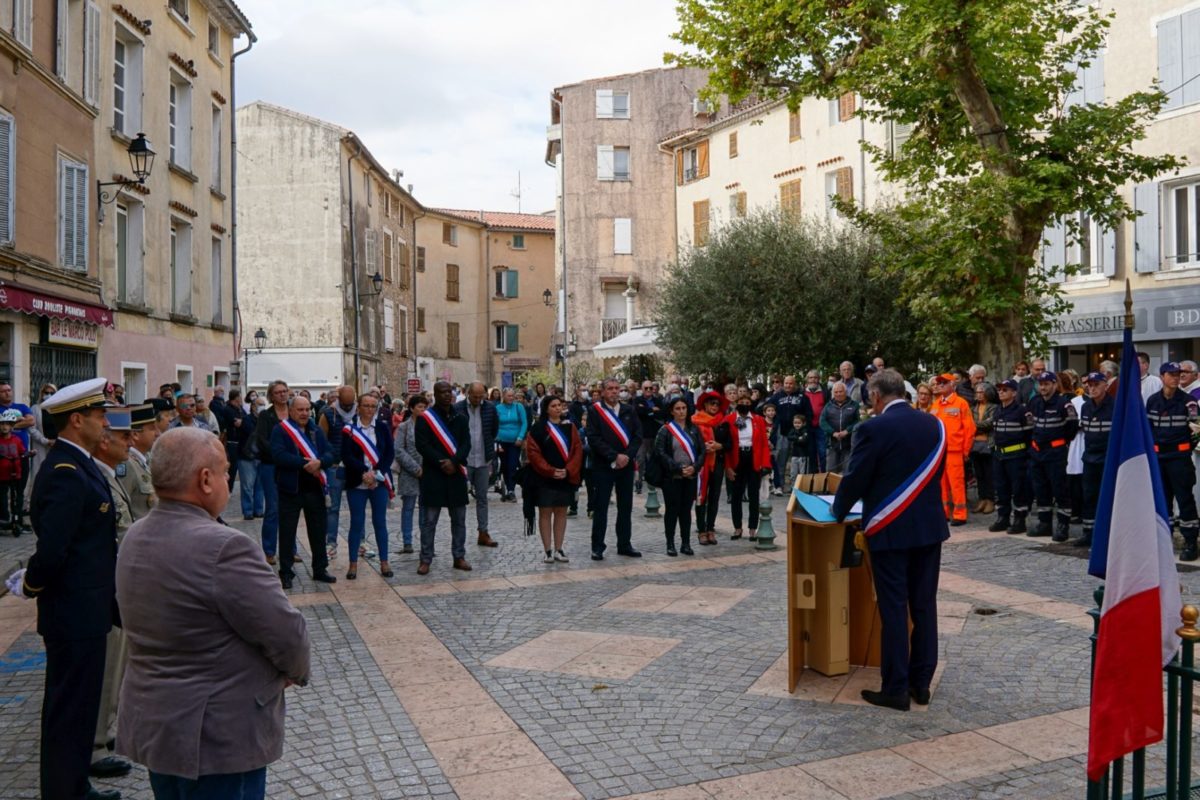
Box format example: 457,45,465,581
997,379,1018,391
104,408,132,431
1160,362,1182,375
1084,372,1106,384
1036,372,1057,383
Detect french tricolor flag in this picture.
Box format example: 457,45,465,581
1086,325,1182,781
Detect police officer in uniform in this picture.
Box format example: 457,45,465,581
5,378,122,800
988,379,1033,534
1027,371,1078,541
1075,372,1114,550
1147,362,1200,561
118,404,157,520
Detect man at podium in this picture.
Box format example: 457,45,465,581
831,369,949,711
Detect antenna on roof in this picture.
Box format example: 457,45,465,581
510,171,522,213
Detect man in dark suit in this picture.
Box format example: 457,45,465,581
269,394,336,590
832,369,950,711
415,381,472,575
586,377,643,560
8,378,124,800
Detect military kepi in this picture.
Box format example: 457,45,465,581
128,404,156,428
41,377,108,415
105,407,133,430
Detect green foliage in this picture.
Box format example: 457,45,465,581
669,0,1183,367
653,211,929,377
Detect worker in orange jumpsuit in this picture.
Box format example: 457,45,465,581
931,373,975,526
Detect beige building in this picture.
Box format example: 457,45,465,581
0,0,108,399
92,0,252,402
414,210,487,387
236,101,419,395
1048,0,1200,373
546,67,709,369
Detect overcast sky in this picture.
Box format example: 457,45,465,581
235,0,683,214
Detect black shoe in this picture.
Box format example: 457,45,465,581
1182,542,1199,562
1071,535,1092,549
950,519,967,527
1009,516,1028,534
680,545,694,555
666,546,677,557
1052,520,1070,543
591,551,604,561
345,569,357,580
616,548,642,558
89,756,133,778
1027,521,1051,537
312,573,337,584
85,789,122,800
401,544,414,554
861,689,910,711
909,687,931,706
280,574,293,590
988,518,1010,533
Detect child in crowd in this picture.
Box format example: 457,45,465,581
0,409,26,536
787,414,810,485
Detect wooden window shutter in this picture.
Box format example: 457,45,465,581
836,167,854,201
676,150,684,186
505,324,520,352
780,179,801,220
789,109,801,141
0,114,13,244
697,140,710,179
736,192,747,217
838,92,856,122
728,132,738,158
693,200,710,246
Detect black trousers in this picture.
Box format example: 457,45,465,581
1030,454,1070,522
699,458,725,532
661,476,696,544
993,455,1030,518
279,489,329,578
1160,456,1199,542
870,543,941,697
1,478,21,525
1082,461,1105,531
729,456,761,530
590,464,634,554
970,451,994,501
42,634,107,800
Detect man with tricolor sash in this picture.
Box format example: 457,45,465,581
414,381,473,575
831,369,949,712
585,377,644,560
269,395,337,590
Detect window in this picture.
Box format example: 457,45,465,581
383,230,393,281
112,30,143,135
416,307,425,331
170,220,192,314
169,75,192,168
511,233,525,249
595,89,629,119
1166,179,1200,266
730,192,747,219
168,0,188,22
398,309,408,356
447,322,461,359
207,21,219,58
211,237,222,323
364,229,376,277
384,298,395,353
1158,11,1200,111
1042,215,1115,280
0,110,13,245
13,0,31,47
442,222,457,245
1065,51,1105,109
446,263,460,301
728,131,738,158
825,167,853,219
693,200,710,247
416,245,426,272
397,239,409,289
494,269,519,298
176,366,193,394
59,156,88,271
889,121,914,156
121,363,147,404
614,217,632,254
494,323,519,352
838,92,856,122
83,2,101,104
677,141,709,184
210,105,222,189
597,146,630,181
114,200,144,303
780,179,802,220
789,109,802,141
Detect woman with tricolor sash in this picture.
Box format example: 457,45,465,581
341,393,395,579
527,396,583,563
653,397,704,556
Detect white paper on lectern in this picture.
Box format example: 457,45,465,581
818,495,862,515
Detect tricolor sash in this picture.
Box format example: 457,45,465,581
344,422,393,493
279,419,329,491
667,421,700,493
593,402,630,448
864,420,947,536
422,409,467,476
546,423,571,463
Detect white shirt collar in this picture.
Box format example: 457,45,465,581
883,398,908,413
95,459,115,479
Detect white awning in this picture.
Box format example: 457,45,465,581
592,325,662,359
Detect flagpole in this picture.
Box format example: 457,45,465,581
1124,278,1134,330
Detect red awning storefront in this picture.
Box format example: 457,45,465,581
0,283,114,328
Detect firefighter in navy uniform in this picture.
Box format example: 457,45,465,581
1027,372,1079,542
989,379,1033,534
1075,372,1114,550
1146,362,1200,561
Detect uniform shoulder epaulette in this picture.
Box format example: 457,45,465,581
54,463,77,470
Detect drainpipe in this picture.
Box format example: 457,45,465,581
859,109,867,209
546,92,567,392
229,29,256,369
483,211,493,386
347,140,362,388
412,206,425,384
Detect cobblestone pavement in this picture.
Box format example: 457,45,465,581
1,481,1198,799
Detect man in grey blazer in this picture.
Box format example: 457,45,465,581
115,427,310,798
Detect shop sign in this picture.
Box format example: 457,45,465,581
406,377,422,394
0,284,114,327
1158,304,1200,332
503,356,543,368
46,318,99,349
1051,309,1147,337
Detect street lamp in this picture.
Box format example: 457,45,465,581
542,288,553,306
97,133,156,221
361,271,385,297
243,327,266,389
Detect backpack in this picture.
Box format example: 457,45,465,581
643,449,666,488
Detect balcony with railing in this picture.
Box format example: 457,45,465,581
601,318,627,342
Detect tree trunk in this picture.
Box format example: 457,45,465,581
978,305,1026,377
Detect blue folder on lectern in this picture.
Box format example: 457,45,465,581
792,489,861,523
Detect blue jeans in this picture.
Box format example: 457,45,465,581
149,766,266,800
258,463,278,556
325,467,345,548
400,494,418,546
237,459,265,518
347,484,390,563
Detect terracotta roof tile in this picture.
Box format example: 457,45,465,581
432,208,556,232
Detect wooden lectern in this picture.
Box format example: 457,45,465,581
785,473,882,692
